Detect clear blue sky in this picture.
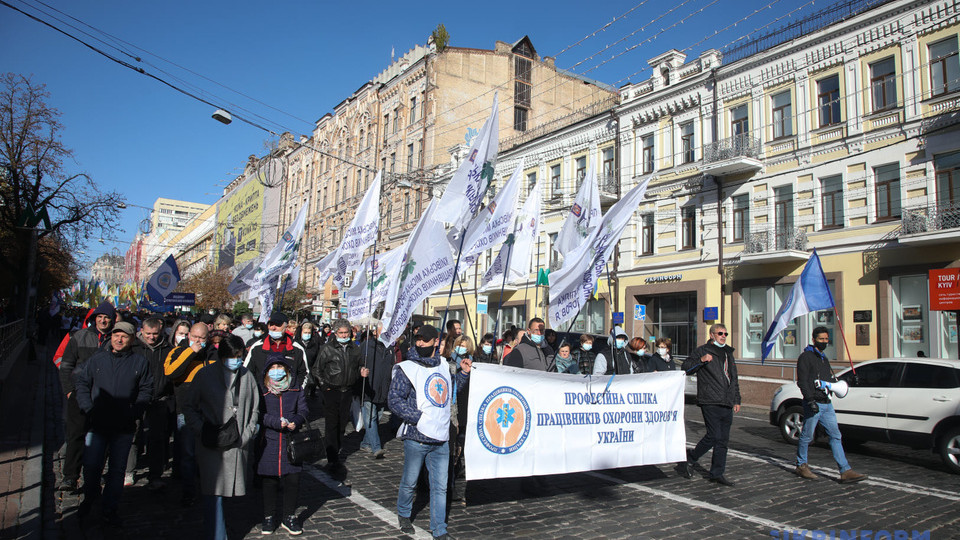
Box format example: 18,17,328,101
1,0,806,273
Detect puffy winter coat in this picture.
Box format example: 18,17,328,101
682,341,741,407
257,386,309,476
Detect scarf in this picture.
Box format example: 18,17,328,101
266,374,291,395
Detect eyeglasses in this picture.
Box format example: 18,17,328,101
714,332,728,336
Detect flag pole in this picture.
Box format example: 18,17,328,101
490,233,517,347
534,234,542,322
832,306,857,374
360,170,386,431
440,231,470,343
457,279,479,347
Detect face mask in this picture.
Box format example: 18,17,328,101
416,345,434,358
269,330,283,340
224,358,242,371
455,346,468,357
268,368,286,381
337,336,350,344
530,334,544,344
190,340,206,348
814,342,828,352
176,333,188,343
657,347,669,356
615,339,626,349
482,344,493,355
301,333,311,341
582,343,593,351
713,340,724,348
253,330,263,338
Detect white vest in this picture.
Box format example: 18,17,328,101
397,360,452,442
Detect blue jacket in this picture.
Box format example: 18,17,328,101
257,386,309,476
387,347,468,444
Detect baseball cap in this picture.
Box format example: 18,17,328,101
112,321,135,335
415,325,439,342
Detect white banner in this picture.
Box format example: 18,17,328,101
254,202,308,289
465,364,686,480
343,247,405,320
555,162,601,254
482,180,542,289
453,158,523,275
317,172,382,287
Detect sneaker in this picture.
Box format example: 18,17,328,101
675,461,693,479
398,515,414,534
794,464,817,480
708,475,735,487
281,515,302,535
57,478,78,492
123,473,135,487
261,516,278,535
839,469,867,484
374,449,386,459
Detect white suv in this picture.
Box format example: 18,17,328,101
769,357,960,474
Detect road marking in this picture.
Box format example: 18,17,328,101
305,465,433,539
587,470,812,537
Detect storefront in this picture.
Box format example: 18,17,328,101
623,273,709,358
880,266,959,360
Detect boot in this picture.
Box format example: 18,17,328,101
839,469,867,484
794,464,817,480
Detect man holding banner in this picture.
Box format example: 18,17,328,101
388,325,471,540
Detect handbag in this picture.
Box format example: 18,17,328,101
286,420,323,465
201,374,242,450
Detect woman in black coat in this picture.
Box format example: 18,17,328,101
257,354,309,535
295,321,321,396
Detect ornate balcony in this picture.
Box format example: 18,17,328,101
740,227,810,263
701,134,762,177
898,201,960,246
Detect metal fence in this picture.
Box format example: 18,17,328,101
744,228,808,254
901,202,960,235
703,134,761,164
0,319,25,361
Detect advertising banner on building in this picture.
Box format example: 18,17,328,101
464,364,686,481
216,177,264,270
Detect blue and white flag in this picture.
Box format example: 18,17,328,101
145,255,181,304
761,249,835,361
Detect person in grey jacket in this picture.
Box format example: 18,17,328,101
680,323,741,486
74,321,153,525
503,318,554,371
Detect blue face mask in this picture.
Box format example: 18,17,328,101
337,336,350,344
455,345,468,357
268,368,286,381
482,344,493,355
269,330,283,340
190,340,206,348
253,330,263,338
582,343,593,351
530,334,544,344
224,358,242,371
301,333,311,341
244,323,253,329
615,339,626,350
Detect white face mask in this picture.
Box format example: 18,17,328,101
657,347,669,356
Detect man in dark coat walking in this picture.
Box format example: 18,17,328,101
358,326,393,458
317,319,368,476
134,317,174,490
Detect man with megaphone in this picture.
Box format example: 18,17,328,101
794,326,867,483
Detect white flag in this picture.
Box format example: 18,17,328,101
379,200,455,346
454,158,523,274
548,179,651,327
434,95,499,230
482,180,542,289
343,247,405,320
279,265,300,294
253,203,309,289
316,172,382,287
555,162,601,254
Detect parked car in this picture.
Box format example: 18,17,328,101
769,357,960,473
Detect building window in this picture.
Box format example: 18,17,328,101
322,187,328,208
571,298,606,334
602,148,615,179
681,206,696,249
929,36,960,97
641,214,654,254
774,185,793,249
821,175,844,229
642,135,654,174
356,173,362,197
550,164,561,194
935,150,960,207
874,163,901,221
514,107,528,131
404,193,410,222
383,115,389,142
548,232,559,269
393,109,400,133
417,141,423,167
732,194,749,243
870,57,897,111
575,157,586,185
771,91,792,139
730,104,749,136
390,152,396,173
891,274,957,359
527,172,537,191
818,74,841,127
334,180,341,203
740,282,836,360
410,96,417,122
407,143,414,171
679,122,695,163
359,129,364,149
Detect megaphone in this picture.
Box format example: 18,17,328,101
814,379,849,399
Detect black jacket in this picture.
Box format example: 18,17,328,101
359,338,393,405
682,341,741,407
244,336,309,389
60,326,110,395
646,352,676,372
607,348,644,375
503,335,554,371
797,345,836,404
576,349,597,374
296,335,321,380
74,346,153,433
318,339,362,389
133,338,174,404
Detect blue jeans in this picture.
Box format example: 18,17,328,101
796,401,850,472
360,401,384,452
83,430,135,514
202,494,226,540
175,414,198,498
397,439,449,537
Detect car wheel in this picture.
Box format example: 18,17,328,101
779,405,803,445
937,426,960,474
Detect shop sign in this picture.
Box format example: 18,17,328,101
930,269,960,311
477,295,488,315
645,274,682,284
